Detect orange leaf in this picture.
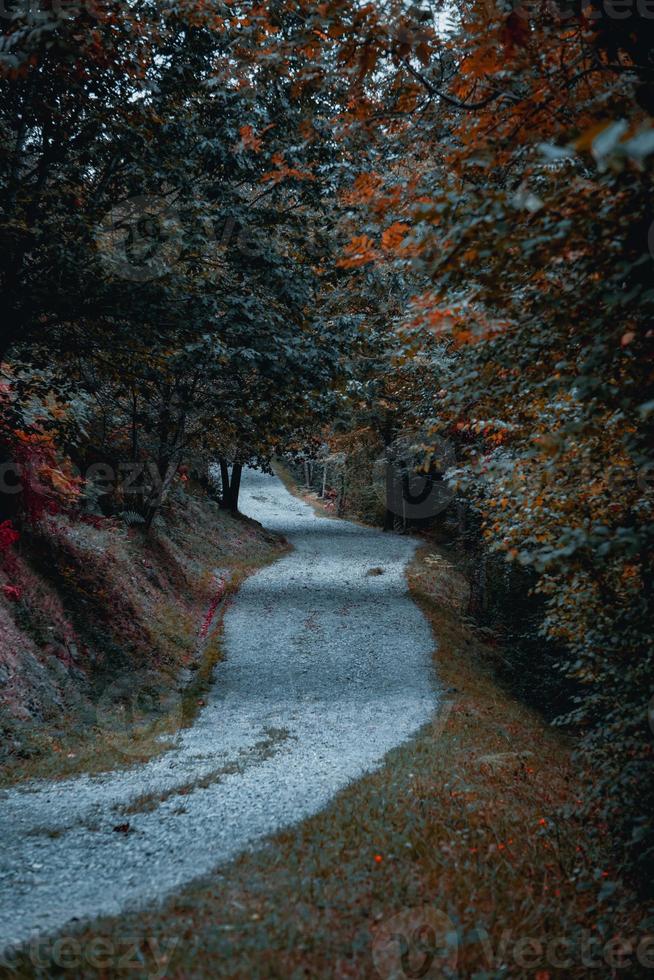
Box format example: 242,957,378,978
416,41,431,67
336,235,377,269
238,125,262,153
381,221,410,253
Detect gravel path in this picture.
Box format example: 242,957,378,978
0,469,437,954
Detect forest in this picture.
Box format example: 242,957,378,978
0,1,653,976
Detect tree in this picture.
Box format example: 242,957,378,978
1,0,359,527
318,0,654,887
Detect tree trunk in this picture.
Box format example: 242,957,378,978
382,408,395,531
468,551,488,619
217,459,242,513
336,463,346,516
218,458,231,510
131,390,139,463
383,460,396,531
142,394,186,530
229,463,242,513
144,457,179,531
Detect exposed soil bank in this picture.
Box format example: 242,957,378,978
0,484,284,785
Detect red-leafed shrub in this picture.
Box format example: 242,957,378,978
2,583,22,601
0,519,21,603
0,519,19,553
13,432,81,525
0,518,19,580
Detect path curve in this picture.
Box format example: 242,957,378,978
0,470,437,952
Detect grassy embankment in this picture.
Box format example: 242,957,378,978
0,488,288,787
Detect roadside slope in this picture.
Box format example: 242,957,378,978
0,486,284,784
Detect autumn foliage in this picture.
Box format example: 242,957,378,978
318,2,654,895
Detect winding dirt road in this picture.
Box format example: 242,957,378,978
0,469,438,954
